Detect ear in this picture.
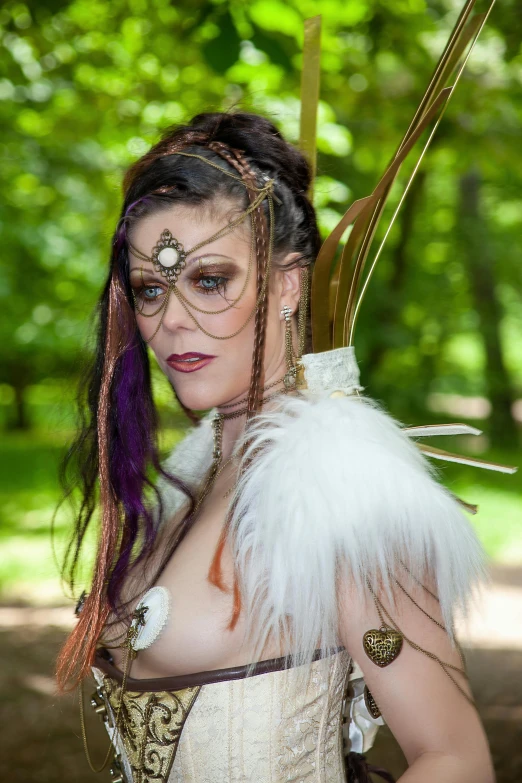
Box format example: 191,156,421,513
274,253,302,316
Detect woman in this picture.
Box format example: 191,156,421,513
57,111,495,783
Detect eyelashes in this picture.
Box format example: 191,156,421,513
134,285,164,302
132,274,230,303
192,275,229,296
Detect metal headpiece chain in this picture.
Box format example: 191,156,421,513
126,146,277,345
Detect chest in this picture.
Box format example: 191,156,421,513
106,479,273,678
136,511,245,677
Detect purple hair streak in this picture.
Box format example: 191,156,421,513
56,112,319,691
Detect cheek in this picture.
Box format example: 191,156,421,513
263,292,284,355
203,301,257,367
195,282,258,343
135,315,155,343
263,317,279,359
135,311,171,352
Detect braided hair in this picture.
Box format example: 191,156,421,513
56,112,320,691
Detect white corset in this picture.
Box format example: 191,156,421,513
91,647,382,783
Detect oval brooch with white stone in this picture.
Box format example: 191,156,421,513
129,586,171,652
152,229,187,284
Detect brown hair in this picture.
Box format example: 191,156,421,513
56,112,320,691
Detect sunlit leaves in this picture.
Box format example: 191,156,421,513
0,0,520,423
249,1,303,39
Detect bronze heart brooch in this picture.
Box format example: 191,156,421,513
363,626,403,667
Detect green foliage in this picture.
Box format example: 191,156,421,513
0,0,521,433
0,425,519,602
0,1,520,601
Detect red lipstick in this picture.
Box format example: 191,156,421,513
166,352,216,373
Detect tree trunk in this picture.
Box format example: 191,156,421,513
12,382,29,430
459,168,518,447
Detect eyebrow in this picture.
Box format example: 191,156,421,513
129,252,237,276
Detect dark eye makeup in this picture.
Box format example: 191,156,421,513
194,275,229,295
130,261,241,302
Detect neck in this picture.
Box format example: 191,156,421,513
220,414,247,463
217,380,292,464
216,330,298,462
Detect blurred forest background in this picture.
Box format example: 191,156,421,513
2,0,521,603
0,0,521,780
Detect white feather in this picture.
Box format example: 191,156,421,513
228,393,486,667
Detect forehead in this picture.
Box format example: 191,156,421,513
128,202,250,268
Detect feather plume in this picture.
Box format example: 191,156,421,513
228,393,486,668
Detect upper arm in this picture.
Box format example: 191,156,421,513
337,572,493,775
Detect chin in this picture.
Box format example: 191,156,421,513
172,387,217,413
170,380,234,413
164,362,249,413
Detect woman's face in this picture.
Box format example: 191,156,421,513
128,201,301,411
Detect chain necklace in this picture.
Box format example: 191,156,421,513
217,374,285,409
192,385,288,514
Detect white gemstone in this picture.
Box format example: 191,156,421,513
158,246,179,268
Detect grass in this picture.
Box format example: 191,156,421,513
0,425,185,605
0,422,520,605
434,447,522,563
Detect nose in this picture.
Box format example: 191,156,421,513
160,286,198,335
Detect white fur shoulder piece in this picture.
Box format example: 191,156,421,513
229,393,485,666
154,411,215,525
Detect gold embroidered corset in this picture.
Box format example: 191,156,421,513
91,648,356,783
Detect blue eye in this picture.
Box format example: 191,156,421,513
197,276,228,294
143,286,163,300
132,285,165,308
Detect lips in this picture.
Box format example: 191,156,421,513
166,352,216,374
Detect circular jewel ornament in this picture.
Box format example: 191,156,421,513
129,586,171,652
152,229,187,284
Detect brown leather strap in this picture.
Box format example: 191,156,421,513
93,646,343,692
